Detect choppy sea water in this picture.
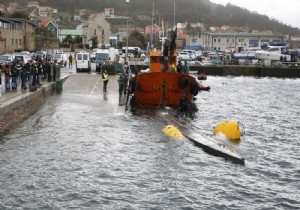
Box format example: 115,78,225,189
0,75,300,210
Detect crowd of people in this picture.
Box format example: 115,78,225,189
0,58,61,92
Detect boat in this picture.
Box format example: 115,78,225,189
185,132,245,165
233,47,261,61
129,29,198,108
197,73,207,80
255,45,291,62
198,83,210,91
166,113,245,165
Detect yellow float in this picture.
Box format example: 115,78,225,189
213,121,243,142
163,125,184,139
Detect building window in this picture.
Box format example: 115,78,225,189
94,29,97,36
213,47,216,50
19,39,22,46
213,39,216,42
227,39,229,43
16,23,22,30
218,39,220,42
102,29,105,36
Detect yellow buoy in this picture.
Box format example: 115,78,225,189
213,121,242,141
163,125,184,139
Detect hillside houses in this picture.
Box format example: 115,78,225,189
0,1,298,52
81,13,110,47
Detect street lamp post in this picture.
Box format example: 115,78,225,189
126,0,129,61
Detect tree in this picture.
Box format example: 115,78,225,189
63,34,75,45
35,27,54,37
10,11,29,19
128,30,146,48
90,36,98,48
74,35,82,44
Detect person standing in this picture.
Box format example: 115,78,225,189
11,63,21,90
69,54,73,68
29,62,35,88
52,61,57,82
3,64,12,91
117,73,125,105
170,63,176,72
102,70,109,92
177,60,183,73
45,60,51,82
37,62,43,86
182,61,189,74
20,63,28,90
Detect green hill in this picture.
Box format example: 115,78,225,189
2,0,300,35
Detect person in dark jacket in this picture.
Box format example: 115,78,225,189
177,61,183,73
69,54,73,68
21,63,28,90
37,62,43,86
11,63,21,90
45,60,51,82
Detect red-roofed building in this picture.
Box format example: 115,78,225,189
145,24,161,35
176,33,190,49
38,19,58,38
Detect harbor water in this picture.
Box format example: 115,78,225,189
0,75,300,209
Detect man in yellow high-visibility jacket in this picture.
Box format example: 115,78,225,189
102,70,109,92
170,63,176,72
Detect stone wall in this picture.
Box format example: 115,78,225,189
0,76,68,136
34,35,60,51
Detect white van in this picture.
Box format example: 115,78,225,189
76,52,91,72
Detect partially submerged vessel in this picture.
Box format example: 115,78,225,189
129,29,198,108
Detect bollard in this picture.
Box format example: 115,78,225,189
55,63,61,81
55,80,63,92
55,64,62,93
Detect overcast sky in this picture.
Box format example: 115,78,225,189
209,0,300,29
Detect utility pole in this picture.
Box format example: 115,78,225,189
173,0,176,28
126,0,129,61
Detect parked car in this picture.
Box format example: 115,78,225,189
182,49,197,60
32,51,46,60
52,53,68,66
20,51,31,56
0,54,15,65
14,54,32,65
178,51,192,61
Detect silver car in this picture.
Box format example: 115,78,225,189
0,54,15,65
52,53,68,66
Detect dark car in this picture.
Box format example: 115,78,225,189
32,51,46,60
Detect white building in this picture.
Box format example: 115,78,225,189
28,1,39,8
190,32,286,52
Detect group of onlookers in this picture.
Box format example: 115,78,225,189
0,58,60,92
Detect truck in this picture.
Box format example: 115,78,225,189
95,47,116,73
